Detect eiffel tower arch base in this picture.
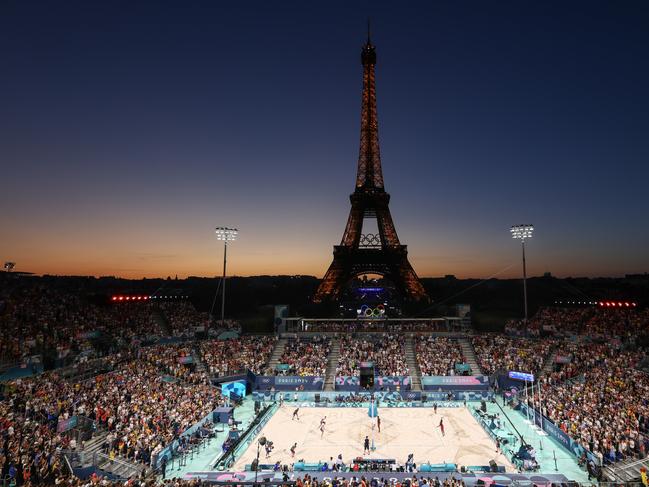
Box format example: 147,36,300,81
314,246,427,303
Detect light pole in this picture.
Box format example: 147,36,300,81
254,436,267,486
4,262,15,272
215,227,238,329
510,224,534,322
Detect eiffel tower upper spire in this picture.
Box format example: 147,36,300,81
356,29,384,190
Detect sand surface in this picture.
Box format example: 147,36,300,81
232,406,514,471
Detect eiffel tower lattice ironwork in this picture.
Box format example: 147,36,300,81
313,36,427,303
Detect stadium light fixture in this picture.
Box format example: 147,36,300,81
510,224,534,322
215,227,238,330
510,224,534,240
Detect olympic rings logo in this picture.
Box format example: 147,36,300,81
358,304,386,317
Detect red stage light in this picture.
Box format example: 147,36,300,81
112,296,117,301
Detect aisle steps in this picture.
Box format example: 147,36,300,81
458,337,482,375
324,337,341,391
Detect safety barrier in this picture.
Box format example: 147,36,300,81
213,402,278,470
518,401,602,467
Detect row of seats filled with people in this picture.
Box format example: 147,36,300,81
299,321,451,333
0,282,220,366
199,336,277,376
270,337,331,376
0,354,225,486
506,306,649,338
530,347,649,464
415,337,465,376
471,335,553,376
336,334,409,377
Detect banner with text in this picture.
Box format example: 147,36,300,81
183,470,569,485
421,375,489,391
334,376,411,391
254,375,325,391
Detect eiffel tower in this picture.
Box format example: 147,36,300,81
313,34,427,303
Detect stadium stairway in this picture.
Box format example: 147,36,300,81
95,452,147,480
70,430,109,468
151,308,172,336
191,344,207,375
266,337,288,372
324,337,341,391
405,336,422,391
458,337,482,375
603,456,649,483
539,345,557,377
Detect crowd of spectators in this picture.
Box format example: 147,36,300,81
415,337,464,376
108,303,162,345
336,334,409,377
531,350,649,464
298,321,451,333
138,345,207,385
471,335,552,376
506,306,649,338
0,281,216,367
544,341,616,384
0,286,111,364
273,337,331,376
199,336,277,376
0,355,224,486
157,302,210,338
95,362,221,465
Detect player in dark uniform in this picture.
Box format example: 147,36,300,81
319,416,327,438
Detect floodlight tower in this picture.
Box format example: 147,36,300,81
215,227,238,329
510,224,534,322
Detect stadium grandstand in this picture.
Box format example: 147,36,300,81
1,276,648,486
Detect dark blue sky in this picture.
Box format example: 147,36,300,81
1,1,648,278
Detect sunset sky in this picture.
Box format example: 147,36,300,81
1,1,648,279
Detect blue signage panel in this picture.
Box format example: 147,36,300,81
221,380,246,399
508,371,535,382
